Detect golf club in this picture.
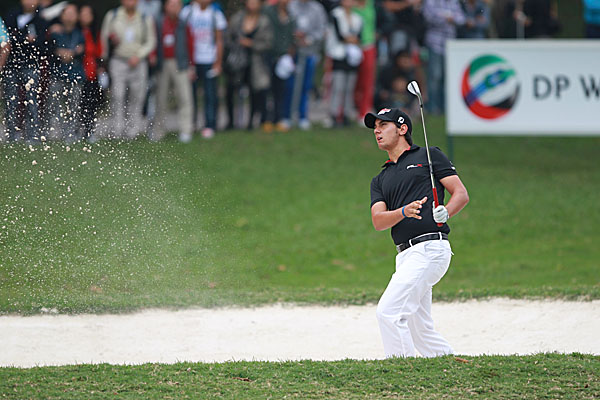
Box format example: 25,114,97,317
407,80,443,227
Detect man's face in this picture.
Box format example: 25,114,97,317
395,53,412,70
246,0,261,13
79,5,94,27
165,0,182,16
373,119,402,151
61,4,78,26
196,0,212,8
122,0,138,12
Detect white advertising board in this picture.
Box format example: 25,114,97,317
446,40,600,136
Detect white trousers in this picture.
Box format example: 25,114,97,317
109,58,148,139
153,59,194,140
376,237,454,358
329,69,357,119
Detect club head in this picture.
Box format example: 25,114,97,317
407,81,421,98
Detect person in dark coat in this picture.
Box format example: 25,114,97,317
3,0,50,142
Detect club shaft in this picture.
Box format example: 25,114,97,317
418,103,443,226
418,105,437,203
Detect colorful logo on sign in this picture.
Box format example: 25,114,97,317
462,54,520,120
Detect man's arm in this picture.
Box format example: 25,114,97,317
371,197,428,231
99,13,111,61
439,175,469,218
304,3,327,46
137,16,157,60
422,0,447,26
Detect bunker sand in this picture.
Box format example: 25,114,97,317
1,299,598,368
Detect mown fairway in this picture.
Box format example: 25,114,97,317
0,354,598,399
1,117,599,313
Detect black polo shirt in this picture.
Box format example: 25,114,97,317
370,145,457,245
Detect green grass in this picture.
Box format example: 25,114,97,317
1,117,599,314
0,354,598,399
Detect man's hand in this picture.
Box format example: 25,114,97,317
57,48,74,63
109,33,120,47
128,55,140,68
239,37,253,48
148,52,157,67
188,66,196,81
433,205,449,224
402,196,427,220
210,62,222,76
345,36,359,45
294,31,309,47
48,23,63,35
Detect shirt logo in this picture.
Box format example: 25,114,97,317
406,164,423,169
378,108,391,115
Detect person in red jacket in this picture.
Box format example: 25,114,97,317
153,0,195,142
79,3,103,140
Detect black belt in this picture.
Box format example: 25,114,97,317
396,232,448,253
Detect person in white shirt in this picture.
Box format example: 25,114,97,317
324,0,363,127
180,0,227,139
100,0,157,139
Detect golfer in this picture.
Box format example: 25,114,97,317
366,107,469,358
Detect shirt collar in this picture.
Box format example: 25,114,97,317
118,6,141,20
192,2,209,12
381,145,420,168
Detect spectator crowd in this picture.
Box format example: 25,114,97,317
0,0,580,143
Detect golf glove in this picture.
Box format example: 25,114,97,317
433,205,449,224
